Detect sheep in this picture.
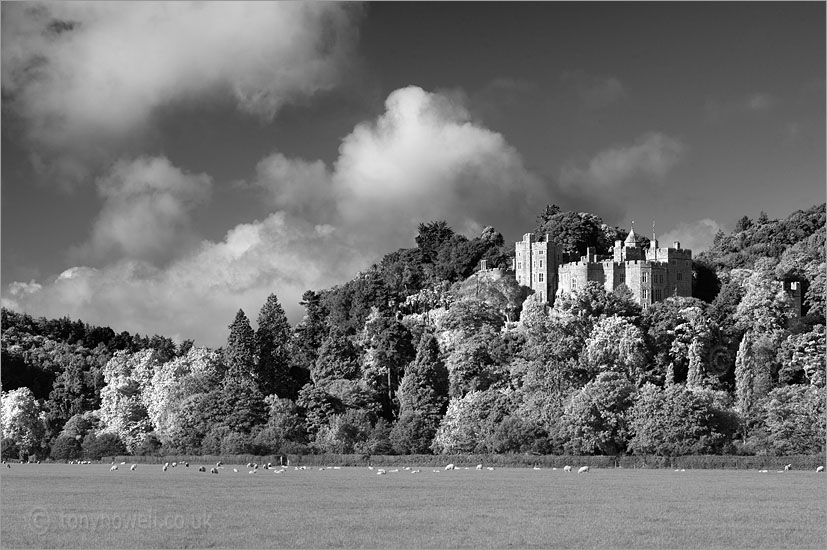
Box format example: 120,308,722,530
411,469,420,474
198,466,206,472
163,465,168,472
210,467,219,474
376,470,386,476
164,462,169,469
368,466,374,470
120,461,126,465
476,464,483,470
486,467,494,471
578,466,590,474
130,464,137,471
184,462,189,467
171,462,177,468
758,469,769,473
563,465,572,472
784,463,792,471
445,463,455,471
817,466,825,473
110,465,118,471
533,465,541,470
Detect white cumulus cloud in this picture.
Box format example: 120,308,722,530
659,218,724,254
1,1,362,184
5,87,556,346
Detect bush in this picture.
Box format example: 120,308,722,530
220,431,252,455
82,432,126,460
134,433,163,456
2,437,20,460
50,435,82,460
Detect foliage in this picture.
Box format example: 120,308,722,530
1,387,47,459
255,293,292,397
223,309,256,380
629,384,736,455
561,372,636,455
755,385,825,455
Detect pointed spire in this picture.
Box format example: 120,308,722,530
624,222,639,245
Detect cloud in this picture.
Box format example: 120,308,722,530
704,92,777,121
560,132,685,188
561,71,627,110
659,218,724,254
72,157,212,265
5,86,555,346
1,2,362,185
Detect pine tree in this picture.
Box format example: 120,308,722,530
224,309,256,381
391,333,449,453
256,294,292,397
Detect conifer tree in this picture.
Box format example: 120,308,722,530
256,294,292,397
224,309,256,381
734,331,755,436
390,333,449,453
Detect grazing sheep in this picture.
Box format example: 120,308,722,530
411,469,420,474
578,466,590,474
216,461,222,467
368,466,374,470
163,465,168,472
476,464,483,470
817,466,824,473
784,464,792,471
210,467,219,474
164,462,169,469
563,465,572,472
5,464,10,469
333,466,341,470
198,466,206,472
759,469,769,473
533,465,541,470
487,467,494,471
233,468,238,473
130,464,137,471
404,467,410,471
445,463,455,471
110,465,118,471
171,462,177,468
120,461,126,465
376,470,386,475
184,462,189,467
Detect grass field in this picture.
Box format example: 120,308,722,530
2,463,825,549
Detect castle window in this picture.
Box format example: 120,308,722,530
642,272,648,283
539,260,543,268
517,262,522,270
654,289,662,301
539,291,544,302
642,289,648,300
619,272,625,282
539,250,544,255
572,279,577,290
677,272,682,281
539,273,544,282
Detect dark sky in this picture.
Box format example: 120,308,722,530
2,2,824,345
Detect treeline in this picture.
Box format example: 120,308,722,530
2,204,824,462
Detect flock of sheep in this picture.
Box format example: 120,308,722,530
4,459,823,473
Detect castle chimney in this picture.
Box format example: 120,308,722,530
673,241,681,250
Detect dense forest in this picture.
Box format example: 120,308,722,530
2,203,824,461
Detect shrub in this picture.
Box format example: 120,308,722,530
50,435,82,460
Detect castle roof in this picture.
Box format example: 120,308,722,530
624,227,639,245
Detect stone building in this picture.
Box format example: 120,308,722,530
514,227,693,308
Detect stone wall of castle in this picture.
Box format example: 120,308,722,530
515,230,693,308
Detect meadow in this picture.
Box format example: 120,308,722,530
2,462,825,549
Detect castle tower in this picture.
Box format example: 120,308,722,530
514,233,559,304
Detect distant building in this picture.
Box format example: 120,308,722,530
514,227,693,308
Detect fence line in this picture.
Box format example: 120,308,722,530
103,453,826,470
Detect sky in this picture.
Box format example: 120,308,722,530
2,2,824,347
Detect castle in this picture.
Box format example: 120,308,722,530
514,227,693,308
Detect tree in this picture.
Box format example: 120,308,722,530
776,325,825,387
97,350,161,453
390,333,449,453
629,384,734,455
1,387,47,459
430,389,515,454
359,309,416,419
561,372,636,455
256,294,293,397
416,221,455,264
224,309,256,380
758,385,825,455
313,329,361,384
582,316,648,384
